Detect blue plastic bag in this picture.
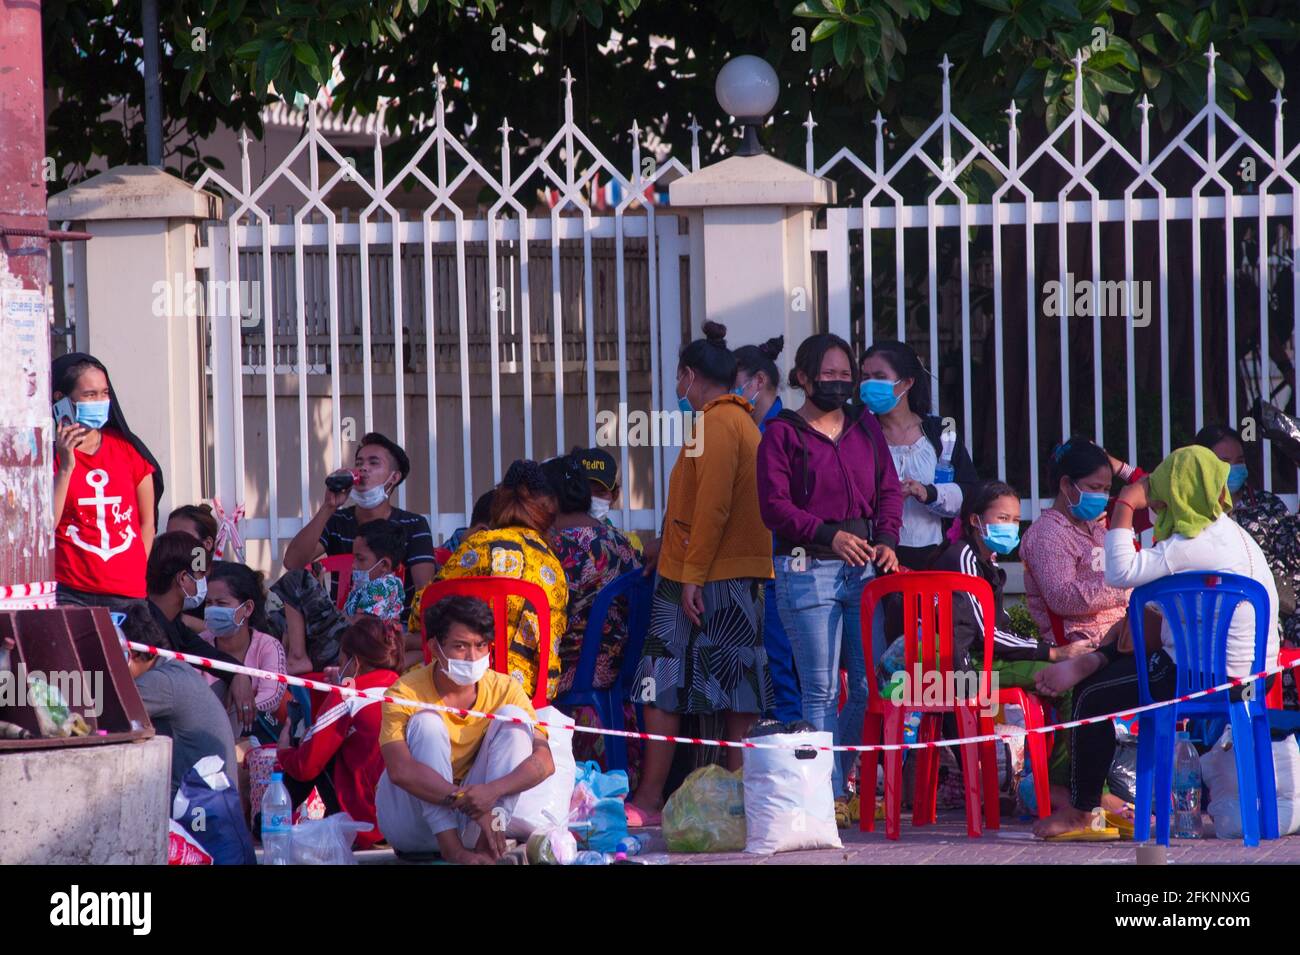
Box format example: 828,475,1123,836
172,755,255,866
571,761,629,852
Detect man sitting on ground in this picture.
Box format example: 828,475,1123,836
121,604,239,800
275,432,437,673
146,530,254,712
375,595,554,864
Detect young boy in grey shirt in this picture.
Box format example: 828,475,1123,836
122,606,238,799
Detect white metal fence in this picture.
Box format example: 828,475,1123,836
194,73,697,558
810,50,1298,515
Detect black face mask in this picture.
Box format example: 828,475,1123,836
809,379,854,411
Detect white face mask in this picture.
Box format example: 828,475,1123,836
436,644,490,686
589,497,612,521
349,474,392,509
182,573,207,610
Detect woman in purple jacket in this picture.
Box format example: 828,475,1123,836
757,333,905,822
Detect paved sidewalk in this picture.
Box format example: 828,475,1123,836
354,813,1300,865
652,813,1300,864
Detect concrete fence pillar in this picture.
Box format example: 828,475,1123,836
668,151,835,391
48,166,222,517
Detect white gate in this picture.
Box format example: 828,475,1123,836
811,51,1299,514
193,74,697,562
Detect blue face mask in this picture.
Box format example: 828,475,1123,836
980,520,1020,555
1067,481,1109,522
350,562,382,594
75,399,111,430
204,604,246,637
860,378,901,414
1227,463,1247,493
677,371,695,415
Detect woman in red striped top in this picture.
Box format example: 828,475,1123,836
277,616,402,849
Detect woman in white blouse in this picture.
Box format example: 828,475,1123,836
1032,445,1279,839
860,340,979,571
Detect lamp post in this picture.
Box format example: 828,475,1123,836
714,55,780,157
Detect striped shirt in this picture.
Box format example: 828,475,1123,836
320,505,436,570
931,541,1051,663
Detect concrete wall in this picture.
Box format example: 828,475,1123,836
0,736,171,864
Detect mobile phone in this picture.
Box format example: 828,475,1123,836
53,397,75,427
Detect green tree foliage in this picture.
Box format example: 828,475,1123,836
41,0,1297,190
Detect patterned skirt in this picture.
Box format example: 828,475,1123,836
633,576,771,716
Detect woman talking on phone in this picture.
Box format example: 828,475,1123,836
51,353,164,611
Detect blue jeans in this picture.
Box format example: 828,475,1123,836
762,580,803,723
774,557,885,798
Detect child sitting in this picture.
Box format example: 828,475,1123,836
345,519,407,625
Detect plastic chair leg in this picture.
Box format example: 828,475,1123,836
912,713,941,828
978,719,1000,831
601,691,629,773
1151,711,1176,846
1134,718,1156,843
1017,700,1052,819
883,705,905,841
955,706,983,838
1229,704,1261,847
1250,706,1280,841
860,711,883,833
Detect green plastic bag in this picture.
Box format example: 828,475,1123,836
663,764,746,852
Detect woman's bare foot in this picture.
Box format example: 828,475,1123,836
1049,784,1072,812
1100,792,1128,814
1032,804,1093,839
625,794,664,828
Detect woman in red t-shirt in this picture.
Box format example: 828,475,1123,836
51,353,163,610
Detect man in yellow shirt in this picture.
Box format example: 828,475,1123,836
376,595,554,864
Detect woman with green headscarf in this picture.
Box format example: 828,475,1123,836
1031,445,1280,840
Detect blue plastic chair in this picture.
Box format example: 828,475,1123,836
553,569,653,772
1129,572,1279,847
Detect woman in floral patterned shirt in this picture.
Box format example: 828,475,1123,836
541,453,643,776
409,460,567,702
1198,424,1299,706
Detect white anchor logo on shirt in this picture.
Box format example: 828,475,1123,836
67,469,137,561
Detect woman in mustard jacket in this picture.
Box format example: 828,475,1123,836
626,322,774,827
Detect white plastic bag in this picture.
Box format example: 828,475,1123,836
742,731,842,855
290,814,375,864
1203,726,1300,838
506,706,577,838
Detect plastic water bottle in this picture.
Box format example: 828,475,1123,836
573,850,609,865
1172,731,1204,839
934,459,955,484
616,835,642,857
261,771,294,864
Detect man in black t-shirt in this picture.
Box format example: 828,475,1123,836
276,432,436,672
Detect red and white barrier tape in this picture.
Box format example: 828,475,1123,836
125,640,1300,753
0,580,57,610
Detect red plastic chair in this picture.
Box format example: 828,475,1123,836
318,554,405,611
859,571,1001,840
415,577,553,709
1266,648,1300,710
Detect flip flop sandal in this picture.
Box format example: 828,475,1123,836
1104,809,1136,840
1042,807,1121,842
625,804,661,829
